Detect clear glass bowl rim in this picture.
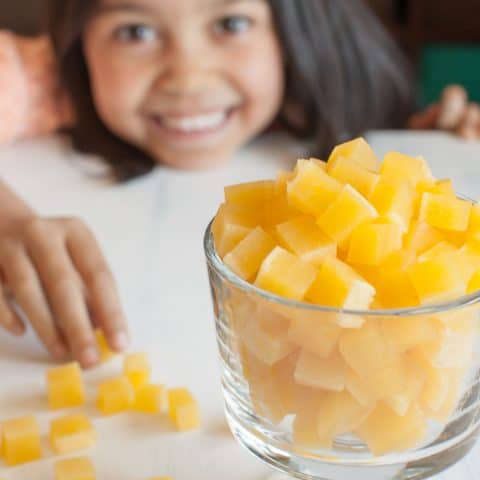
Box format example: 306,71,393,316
204,219,480,318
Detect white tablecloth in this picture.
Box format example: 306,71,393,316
0,131,479,480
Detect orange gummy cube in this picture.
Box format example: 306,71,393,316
123,353,151,389
50,414,96,455
47,362,86,410
1,416,42,466
168,388,201,431
133,384,168,414
97,377,134,415
224,180,274,208
224,226,276,280
54,457,96,480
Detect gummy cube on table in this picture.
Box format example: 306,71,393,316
327,137,380,171
97,377,134,415
254,247,317,301
123,353,151,389
54,457,95,480
1,416,42,466
287,160,343,217
211,202,259,257
168,388,201,431
94,329,115,363
223,226,276,280
419,193,472,232
316,184,378,245
275,215,336,267
327,155,380,198
380,152,434,188
347,221,403,266
47,362,86,410
133,384,168,414
306,256,375,310
50,414,96,454
370,176,415,233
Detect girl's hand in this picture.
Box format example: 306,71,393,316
408,85,480,140
0,215,128,368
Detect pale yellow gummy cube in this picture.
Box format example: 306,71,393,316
47,362,86,410
404,221,443,255
54,457,95,480
255,247,317,301
134,384,168,414
1,416,42,466
327,137,380,171
123,353,151,389
345,367,378,407
168,388,201,431
355,402,426,456
306,256,375,310
274,170,295,195
287,160,343,217
381,152,434,188
276,215,336,267
317,184,378,244
94,329,115,362
224,226,276,280
97,377,134,415
50,414,96,455
327,155,380,198
419,192,472,232
294,349,346,392
347,221,403,266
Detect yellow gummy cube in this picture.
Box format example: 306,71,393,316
419,178,455,196
224,180,274,208
287,160,343,217
327,155,380,198
317,184,378,244
123,353,151,389
50,414,96,455
381,152,434,188
274,170,295,195
419,193,472,232
97,377,134,415
54,457,95,480
94,329,115,362
355,402,426,456
224,226,276,280
294,349,346,392
408,255,466,305
263,191,300,227
168,388,201,431
347,221,403,266
255,247,317,301
276,215,336,267
404,221,443,255
370,176,415,232
47,362,86,410
133,384,168,414
1,416,42,466
467,203,480,235
327,137,380,171
288,312,341,358
468,270,480,293
306,256,375,309
212,203,259,257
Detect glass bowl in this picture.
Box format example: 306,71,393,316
204,221,480,480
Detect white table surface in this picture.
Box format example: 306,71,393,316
0,131,479,480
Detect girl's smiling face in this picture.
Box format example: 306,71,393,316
83,0,285,169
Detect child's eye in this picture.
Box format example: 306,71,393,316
113,24,158,43
214,15,253,35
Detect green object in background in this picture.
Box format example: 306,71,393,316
420,44,480,106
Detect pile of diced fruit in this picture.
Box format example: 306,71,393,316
0,330,199,479
212,137,480,456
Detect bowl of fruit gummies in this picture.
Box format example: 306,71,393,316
204,137,480,480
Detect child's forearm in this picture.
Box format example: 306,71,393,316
0,179,36,227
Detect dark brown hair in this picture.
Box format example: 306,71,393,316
46,0,416,181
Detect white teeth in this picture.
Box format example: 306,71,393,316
161,111,227,132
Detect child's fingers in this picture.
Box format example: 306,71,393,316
66,222,128,352
456,103,480,140
0,284,25,336
0,242,68,360
29,235,99,369
407,103,441,130
436,85,468,130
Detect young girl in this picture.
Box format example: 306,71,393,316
0,0,477,368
